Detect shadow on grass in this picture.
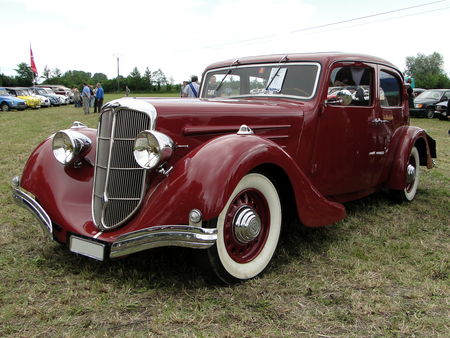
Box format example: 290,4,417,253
34,188,431,288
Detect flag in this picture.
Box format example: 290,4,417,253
30,44,38,76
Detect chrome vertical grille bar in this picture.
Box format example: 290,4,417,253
92,99,157,231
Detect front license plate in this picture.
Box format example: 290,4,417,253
70,236,105,261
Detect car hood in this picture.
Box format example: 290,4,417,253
107,96,306,156
414,97,439,104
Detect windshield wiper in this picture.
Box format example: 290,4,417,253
215,58,239,93
264,55,289,92
215,68,232,93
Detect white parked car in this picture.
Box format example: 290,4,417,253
23,88,51,107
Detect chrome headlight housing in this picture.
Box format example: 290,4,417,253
52,130,92,165
133,130,174,169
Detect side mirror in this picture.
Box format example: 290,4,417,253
325,90,353,106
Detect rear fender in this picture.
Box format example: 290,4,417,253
128,134,346,230
387,126,436,190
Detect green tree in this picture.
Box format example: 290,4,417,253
14,62,34,86
41,66,52,81
143,67,152,91
92,72,108,84
127,67,142,91
405,52,450,88
151,68,167,91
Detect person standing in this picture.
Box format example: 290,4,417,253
182,75,200,98
81,83,91,114
125,86,130,96
406,78,414,110
180,81,188,97
94,83,104,113
89,85,95,108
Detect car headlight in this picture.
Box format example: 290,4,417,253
415,103,423,108
133,130,174,169
52,130,92,165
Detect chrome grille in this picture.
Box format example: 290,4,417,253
93,101,155,230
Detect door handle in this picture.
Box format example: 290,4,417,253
371,118,389,125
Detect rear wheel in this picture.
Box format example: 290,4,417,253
391,146,420,202
205,173,282,284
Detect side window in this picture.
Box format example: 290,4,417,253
379,71,402,107
444,91,450,100
328,66,372,106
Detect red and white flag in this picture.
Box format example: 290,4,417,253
30,44,38,76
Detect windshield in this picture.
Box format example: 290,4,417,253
36,88,46,95
44,88,55,94
201,63,320,99
16,90,27,96
416,90,442,100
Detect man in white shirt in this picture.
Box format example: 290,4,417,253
182,75,200,98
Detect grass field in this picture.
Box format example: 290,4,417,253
0,95,449,336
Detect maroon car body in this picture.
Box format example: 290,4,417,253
12,53,436,283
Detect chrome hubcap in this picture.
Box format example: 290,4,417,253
232,206,261,244
406,164,416,185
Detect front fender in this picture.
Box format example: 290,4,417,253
125,134,346,232
387,126,436,190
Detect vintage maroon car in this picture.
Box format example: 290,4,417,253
12,53,436,283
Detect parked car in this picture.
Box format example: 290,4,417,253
410,89,450,118
0,87,27,111
413,88,426,97
435,100,449,120
37,85,74,103
21,88,51,107
39,87,67,105
11,52,436,283
6,87,41,109
30,87,61,106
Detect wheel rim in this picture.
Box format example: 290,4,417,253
405,153,417,193
427,108,434,118
223,188,270,263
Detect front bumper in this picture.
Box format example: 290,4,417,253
11,176,217,260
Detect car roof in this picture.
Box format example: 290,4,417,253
204,52,398,71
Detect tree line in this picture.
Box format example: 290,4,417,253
0,64,181,93
1,52,449,91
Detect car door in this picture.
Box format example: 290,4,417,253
373,66,405,186
310,62,379,198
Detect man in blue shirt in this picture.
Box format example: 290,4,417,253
94,83,104,113
81,83,91,114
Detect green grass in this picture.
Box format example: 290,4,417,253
0,98,449,336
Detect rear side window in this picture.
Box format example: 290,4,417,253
379,70,402,107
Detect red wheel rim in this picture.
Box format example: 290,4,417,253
223,188,270,263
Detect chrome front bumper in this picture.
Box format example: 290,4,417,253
11,176,217,260
11,176,53,237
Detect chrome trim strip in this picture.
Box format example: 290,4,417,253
11,176,53,238
110,225,217,258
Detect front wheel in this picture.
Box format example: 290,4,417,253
426,107,434,119
1,103,9,111
391,146,420,202
205,173,282,284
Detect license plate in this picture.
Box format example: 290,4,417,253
70,236,105,261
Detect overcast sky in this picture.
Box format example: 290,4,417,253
1,0,450,84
